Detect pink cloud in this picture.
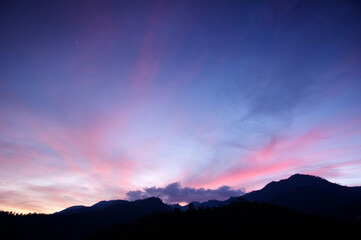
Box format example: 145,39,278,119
0,183,97,214
0,85,139,213
305,159,361,179
186,113,361,191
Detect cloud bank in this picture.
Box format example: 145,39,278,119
126,182,245,204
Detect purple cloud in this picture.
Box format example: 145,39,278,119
126,182,245,204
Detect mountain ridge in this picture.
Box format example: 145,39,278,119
243,173,361,220
54,173,361,221
55,197,168,215
2,173,361,239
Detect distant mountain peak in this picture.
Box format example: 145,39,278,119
261,173,333,190
289,173,311,178
243,173,361,220
91,199,126,210
288,173,326,181
136,196,163,202
287,173,336,187
55,197,168,215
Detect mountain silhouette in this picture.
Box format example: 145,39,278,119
2,174,361,239
50,197,171,239
55,199,130,215
56,174,361,221
88,200,361,240
55,197,171,219
243,173,361,220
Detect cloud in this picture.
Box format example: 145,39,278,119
126,182,245,204
186,112,361,190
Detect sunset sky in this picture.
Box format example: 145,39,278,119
1,0,361,213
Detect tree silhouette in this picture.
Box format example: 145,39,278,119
187,202,195,212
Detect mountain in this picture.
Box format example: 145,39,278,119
55,205,88,215
46,197,171,239
55,174,361,221
55,197,170,216
88,197,361,240
243,173,361,220
47,173,361,221
4,197,360,240
55,199,128,215
2,174,361,239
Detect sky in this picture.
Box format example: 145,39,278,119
0,0,361,214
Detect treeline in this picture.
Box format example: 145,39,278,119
87,200,361,240
1,199,360,240
0,209,110,239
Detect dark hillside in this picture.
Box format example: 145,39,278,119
87,199,361,240
244,174,361,220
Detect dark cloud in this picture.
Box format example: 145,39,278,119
126,182,245,204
